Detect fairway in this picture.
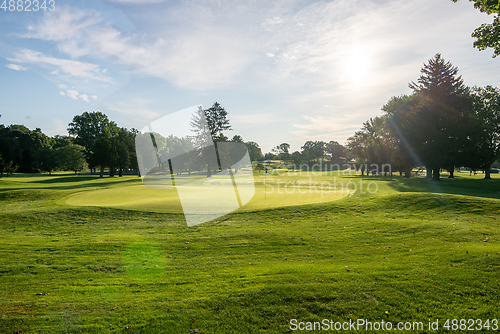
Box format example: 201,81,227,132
1,171,500,333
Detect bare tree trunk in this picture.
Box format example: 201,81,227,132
448,169,454,178
432,168,440,181
426,166,432,179
484,167,492,180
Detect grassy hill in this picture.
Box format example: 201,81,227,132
0,172,499,333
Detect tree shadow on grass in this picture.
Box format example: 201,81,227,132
360,174,500,200
30,176,100,183
0,174,142,191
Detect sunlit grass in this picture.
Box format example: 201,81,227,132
0,171,499,332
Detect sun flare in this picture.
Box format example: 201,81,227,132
340,47,373,85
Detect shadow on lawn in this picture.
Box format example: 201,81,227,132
355,173,500,200
0,173,142,191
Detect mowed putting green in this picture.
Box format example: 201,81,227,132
63,172,351,212
64,185,184,212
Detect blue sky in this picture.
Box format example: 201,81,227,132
1,0,500,153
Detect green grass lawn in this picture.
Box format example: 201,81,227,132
0,171,499,333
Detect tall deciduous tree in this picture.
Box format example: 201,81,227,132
115,127,138,177
245,141,263,161
301,141,325,162
272,143,290,164
383,95,419,177
279,143,290,163
452,0,500,57
0,125,52,173
52,135,74,149
326,141,344,163
33,147,58,174
0,153,17,177
231,136,263,161
57,144,87,175
469,85,500,178
347,116,396,176
68,111,116,177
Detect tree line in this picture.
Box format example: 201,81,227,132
259,54,500,180
0,125,85,176
0,103,264,178
261,141,347,167
138,103,263,178
345,53,500,180
67,112,138,177
0,113,140,177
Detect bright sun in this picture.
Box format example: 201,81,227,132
340,47,372,86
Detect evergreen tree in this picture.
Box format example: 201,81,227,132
205,102,232,141
406,54,468,180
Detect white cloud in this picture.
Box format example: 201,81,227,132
8,49,112,82
22,7,99,41
58,88,94,102
66,90,80,100
21,6,252,89
6,64,27,71
84,25,251,88
13,0,497,93
58,39,91,59
291,115,364,144
261,16,285,31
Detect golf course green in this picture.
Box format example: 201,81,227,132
0,170,499,333
63,172,351,212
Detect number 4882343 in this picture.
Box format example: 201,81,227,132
1,0,56,11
